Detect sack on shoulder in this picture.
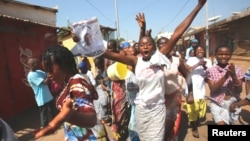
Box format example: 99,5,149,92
186,92,194,104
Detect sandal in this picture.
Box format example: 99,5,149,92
192,129,199,138
199,116,207,123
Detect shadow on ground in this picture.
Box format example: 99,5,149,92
7,107,40,141
178,104,214,141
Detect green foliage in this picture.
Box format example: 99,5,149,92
118,37,125,44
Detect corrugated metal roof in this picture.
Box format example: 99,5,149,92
9,0,58,13
183,8,250,37
0,14,57,28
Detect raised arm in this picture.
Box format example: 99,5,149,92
178,59,191,79
160,0,207,55
102,51,137,67
34,98,96,139
136,13,146,42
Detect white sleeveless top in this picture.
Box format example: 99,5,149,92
164,56,181,94
134,50,170,106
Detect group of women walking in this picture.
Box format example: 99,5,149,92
30,0,250,140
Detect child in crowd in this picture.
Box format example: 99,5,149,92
78,57,96,87
230,68,250,111
185,46,212,138
94,57,112,124
206,44,244,125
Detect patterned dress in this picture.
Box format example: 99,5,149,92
111,81,131,141
56,74,109,141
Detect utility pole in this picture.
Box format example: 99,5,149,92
114,0,120,42
205,1,209,58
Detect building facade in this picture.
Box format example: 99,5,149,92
180,7,250,57
0,0,58,120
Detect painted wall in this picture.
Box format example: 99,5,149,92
0,17,57,120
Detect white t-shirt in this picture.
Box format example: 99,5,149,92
186,57,212,99
134,50,169,106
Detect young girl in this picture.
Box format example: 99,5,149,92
185,46,212,138
206,44,244,125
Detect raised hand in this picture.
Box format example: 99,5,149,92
227,63,236,77
198,0,207,6
135,13,145,29
159,0,206,55
145,29,152,38
199,59,207,69
136,13,146,41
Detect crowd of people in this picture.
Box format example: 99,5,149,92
17,0,250,141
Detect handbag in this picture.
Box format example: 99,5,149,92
126,78,139,92
186,92,194,104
